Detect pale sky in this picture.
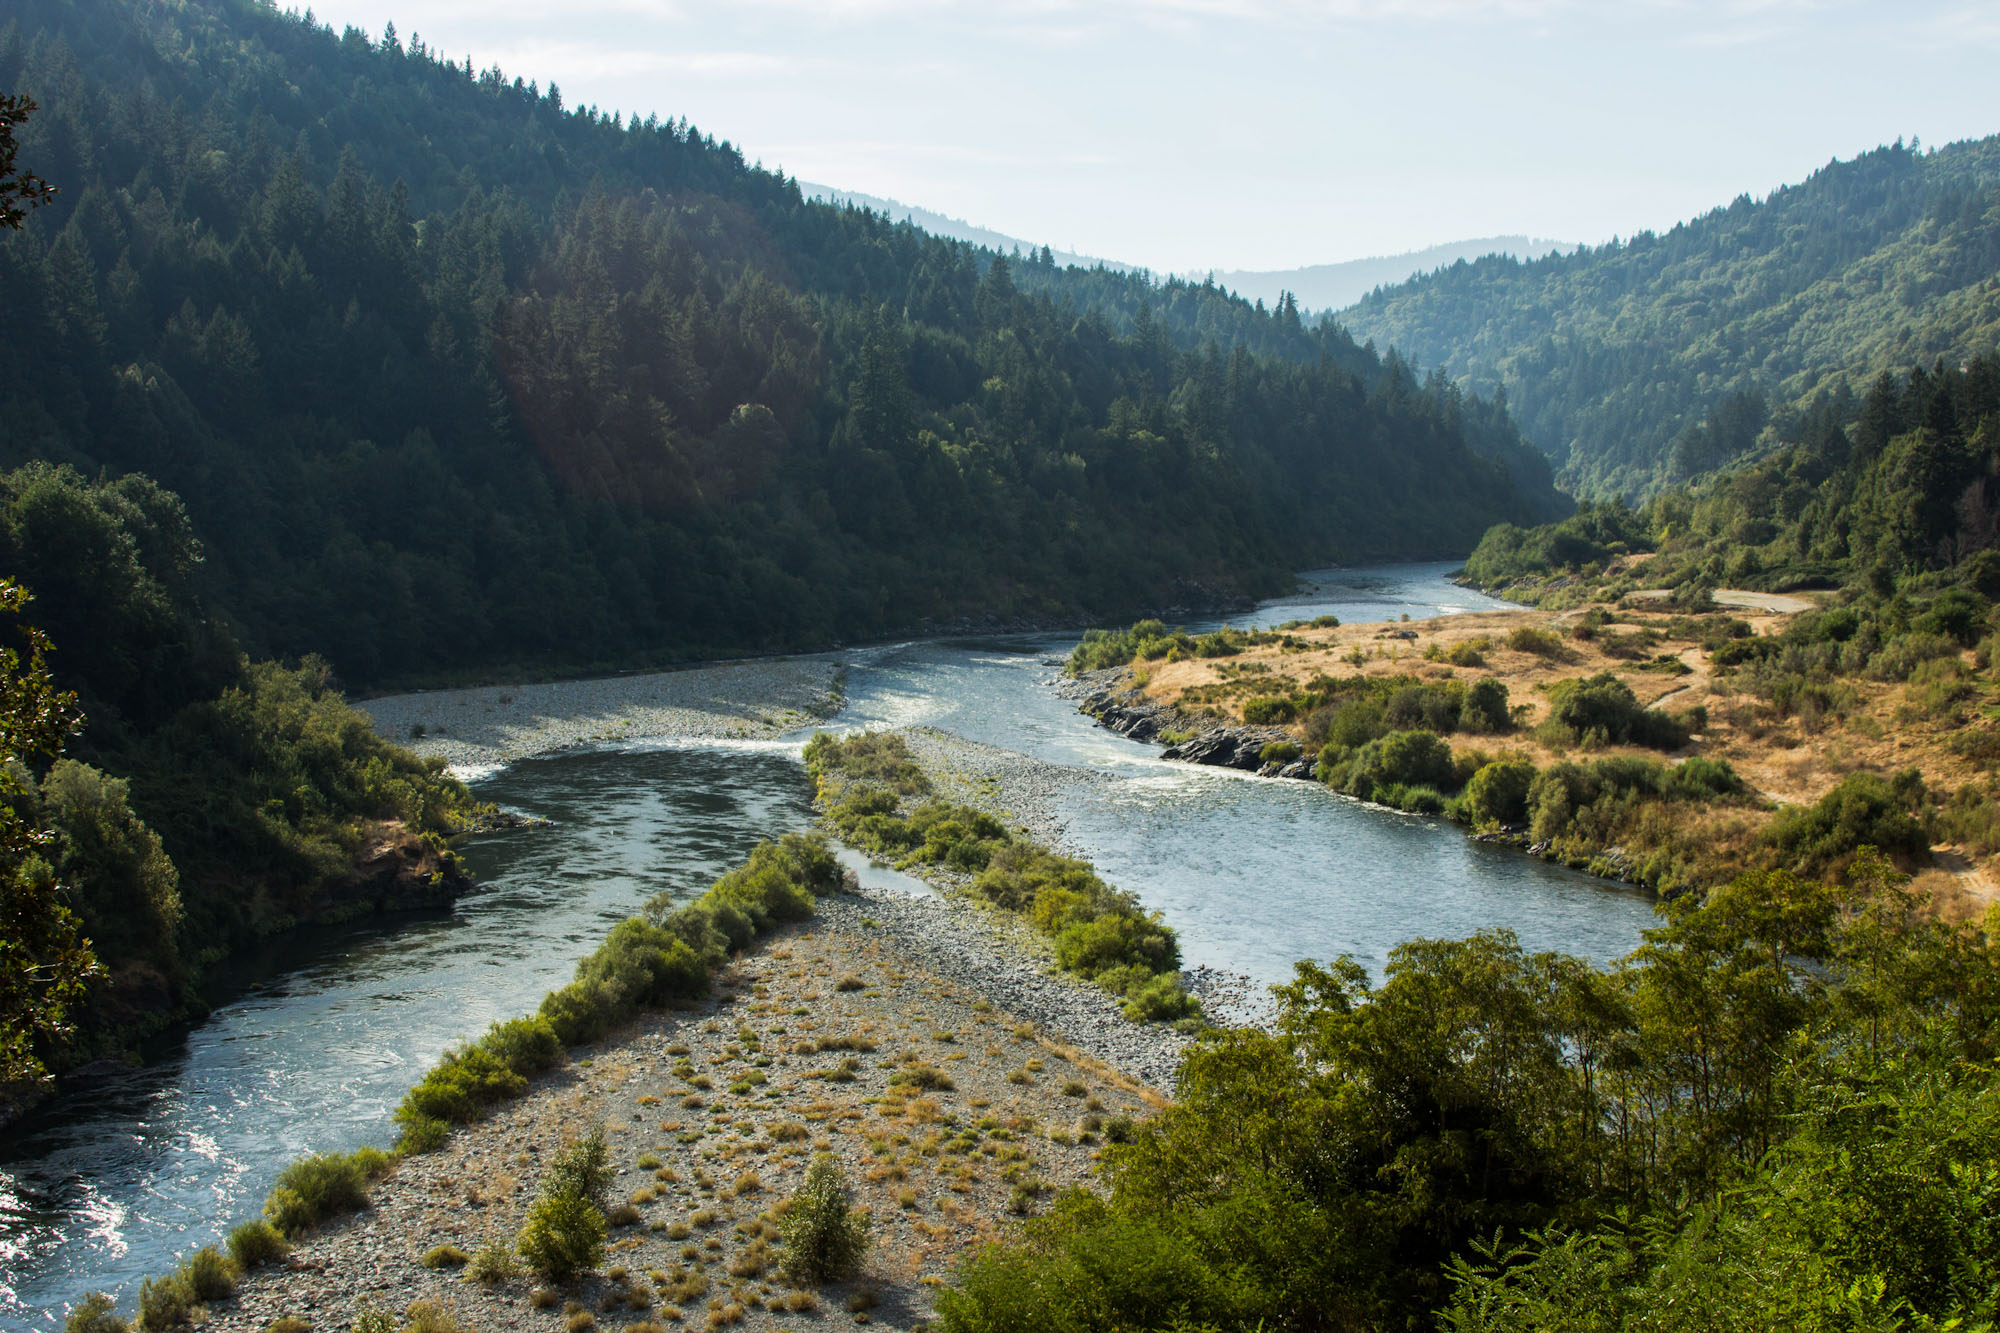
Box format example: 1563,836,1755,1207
295,0,1998,273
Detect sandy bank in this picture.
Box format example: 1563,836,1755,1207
358,658,845,773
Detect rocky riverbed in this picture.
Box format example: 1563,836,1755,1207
196,888,1176,1333
358,659,846,774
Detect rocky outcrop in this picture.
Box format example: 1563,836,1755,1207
323,822,473,921
1068,670,1312,780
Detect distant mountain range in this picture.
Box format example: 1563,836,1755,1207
798,182,1573,316
1340,136,2000,499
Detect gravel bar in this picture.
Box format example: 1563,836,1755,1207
358,658,844,772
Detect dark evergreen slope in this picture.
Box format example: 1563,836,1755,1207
1342,138,2000,500
0,0,1559,689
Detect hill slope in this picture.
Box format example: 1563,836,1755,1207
1341,138,2000,500
0,0,1561,690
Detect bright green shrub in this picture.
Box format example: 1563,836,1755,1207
134,1275,192,1333
1242,695,1297,724
1054,912,1179,978
516,1192,606,1282
1121,973,1199,1022
544,1126,613,1210
263,1148,384,1236
226,1220,289,1269
779,1156,869,1283
1464,761,1536,827
179,1247,237,1301
399,1045,527,1124
481,1015,564,1075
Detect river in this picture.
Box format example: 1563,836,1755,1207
0,563,1656,1326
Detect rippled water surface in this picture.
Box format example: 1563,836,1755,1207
2,563,1657,1325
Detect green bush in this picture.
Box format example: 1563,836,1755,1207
134,1275,192,1333
517,1190,606,1281
544,1126,614,1210
1542,673,1688,750
1464,761,1536,827
1765,771,1930,875
399,1045,527,1124
226,1219,290,1269
63,1294,129,1333
1459,677,1512,732
779,1156,870,1284
1121,973,1199,1022
1505,625,1568,657
467,1238,520,1284
263,1148,387,1236
1054,912,1180,979
1242,695,1297,725
1260,741,1302,765
1320,729,1458,801
179,1247,237,1301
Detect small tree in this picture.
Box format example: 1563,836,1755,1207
1,94,57,229
0,580,96,1087
780,1155,869,1283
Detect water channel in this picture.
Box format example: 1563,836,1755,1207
0,563,1658,1326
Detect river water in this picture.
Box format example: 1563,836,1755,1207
0,563,1657,1326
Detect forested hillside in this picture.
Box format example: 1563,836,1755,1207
1342,137,2000,499
0,0,1559,690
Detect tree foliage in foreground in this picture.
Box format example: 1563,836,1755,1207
937,856,2000,1331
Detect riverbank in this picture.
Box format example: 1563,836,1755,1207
358,658,847,773
195,886,1176,1333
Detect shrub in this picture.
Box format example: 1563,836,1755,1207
226,1219,290,1269
1464,761,1536,827
1122,973,1198,1022
1505,626,1567,657
399,1045,527,1125
467,1238,520,1283
1765,771,1930,875
1241,695,1297,725
1260,741,1301,765
404,1302,471,1333
396,1113,449,1155
1459,677,1511,732
779,1156,869,1284
1542,672,1687,750
63,1294,128,1333
482,1014,564,1074
422,1244,471,1269
545,1126,614,1210
135,1275,192,1333
1054,912,1179,978
179,1247,237,1301
265,1149,386,1236
517,1193,608,1281
1322,729,1458,801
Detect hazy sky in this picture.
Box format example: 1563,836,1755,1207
297,0,1996,273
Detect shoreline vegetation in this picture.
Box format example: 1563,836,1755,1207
1067,600,1995,917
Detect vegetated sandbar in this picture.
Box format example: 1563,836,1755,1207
202,891,1179,1333
357,657,846,772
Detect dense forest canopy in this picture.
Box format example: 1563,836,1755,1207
0,0,1559,691
1342,137,2000,500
